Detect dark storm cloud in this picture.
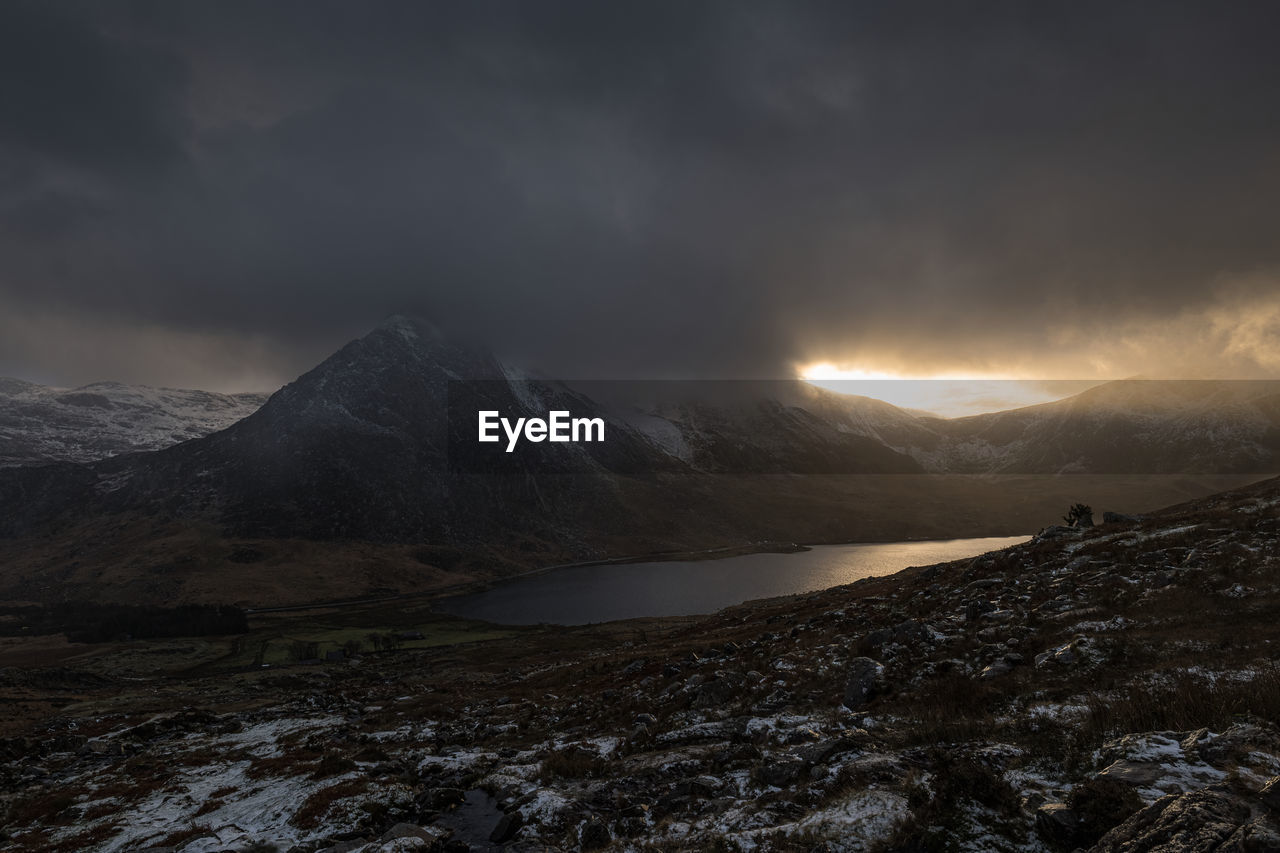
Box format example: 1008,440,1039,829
3,0,1280,389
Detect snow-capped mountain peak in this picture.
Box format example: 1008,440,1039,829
0,378,269,467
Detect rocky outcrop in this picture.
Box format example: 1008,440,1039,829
1093,784,1280,852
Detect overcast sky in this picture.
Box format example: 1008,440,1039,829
3,1,1280,391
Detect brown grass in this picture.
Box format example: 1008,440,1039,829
12,821,122,853
291,779,368,829
246,749,322,779
7,790,77,825
1081,667,1280,747
193,797,224,817
875,752,1024,852
310,753,358,779
892,675,1007,746
539,745,606,782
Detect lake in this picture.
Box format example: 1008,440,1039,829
434,536,1028,625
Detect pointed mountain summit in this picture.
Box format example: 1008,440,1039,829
28,316,674,543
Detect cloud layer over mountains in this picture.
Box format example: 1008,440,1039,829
4,1,1280,389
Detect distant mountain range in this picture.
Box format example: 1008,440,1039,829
6,322,1279,477
909,379,1280,474
0,316,1274,606
0,378,267,467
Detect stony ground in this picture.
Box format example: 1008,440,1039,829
5,478,1280,852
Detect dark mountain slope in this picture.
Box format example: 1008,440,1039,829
0,317,683,545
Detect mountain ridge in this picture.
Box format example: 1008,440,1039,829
0,318,1275,607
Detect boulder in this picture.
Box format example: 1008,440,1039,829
373,824,453,851
797,736,858,765
981,608,1016,623
489,810,524,844
424,788,466,810
319,842,367,853
965,599,997,621
1093,787,1257,852
580,817,611,850
1195,722,1280,770
1035,802,1079,846
842,657,885,709
1066,776,1144,845
380,823,446,844
1260,776,1280,812
1034,525,1079,541
1103,511,1143,524
1097,759,1166,787
756,758,806,787
868,619,929,649
932,658,969,675
978,659,1012,680
686,775,723,797
1034,637,1095,668
692,678,737,708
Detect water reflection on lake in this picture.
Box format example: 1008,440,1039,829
435,536,1028,625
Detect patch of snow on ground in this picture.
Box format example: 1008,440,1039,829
518,787,573,823
745,714,822,740
1099,731,1228,803
728,789,908,852
217,715,344,758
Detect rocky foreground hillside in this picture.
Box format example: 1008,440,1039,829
5,478,1280,851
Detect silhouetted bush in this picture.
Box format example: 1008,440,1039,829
1063,502,1094,527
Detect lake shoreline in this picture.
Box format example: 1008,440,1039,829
433,535,1032,626
245,533,1031,617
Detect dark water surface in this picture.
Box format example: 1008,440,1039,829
435,536,1028,625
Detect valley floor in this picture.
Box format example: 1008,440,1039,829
5,479,1280,851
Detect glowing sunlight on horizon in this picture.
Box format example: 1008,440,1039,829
798,363,1102,418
